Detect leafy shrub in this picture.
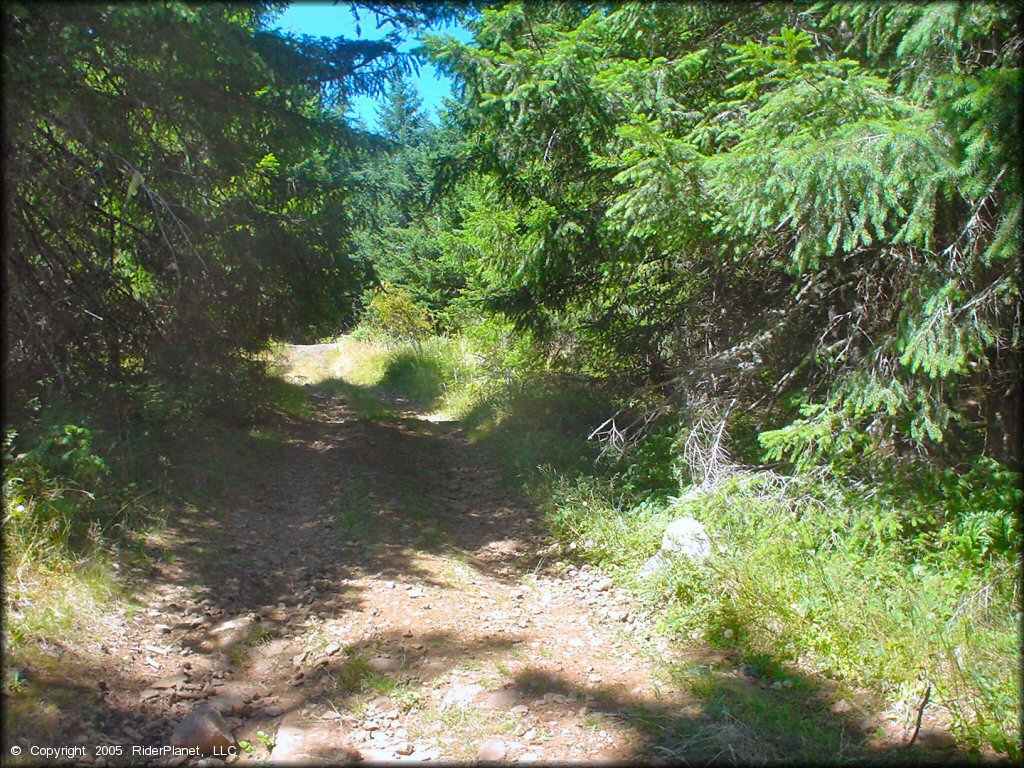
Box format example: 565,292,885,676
3,424,111,563
6,424,108,492
362,285,433,343
929,458,1022,567
609,423,683,502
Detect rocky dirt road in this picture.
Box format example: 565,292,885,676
59,376,692,766
16,347,963,766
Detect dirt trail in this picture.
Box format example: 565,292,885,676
24,345,946,766
66,354,692,766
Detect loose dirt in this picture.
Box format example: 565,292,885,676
7,345,964,766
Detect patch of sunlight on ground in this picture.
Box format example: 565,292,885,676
280,338,390,387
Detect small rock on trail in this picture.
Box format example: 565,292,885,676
480,689,520,709
441,683,485,710
477,739,508,762
170,705,235,756
270,712,363,765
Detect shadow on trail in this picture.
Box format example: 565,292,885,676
147,379,542,644
6,377,540,755
507,663,961,766
4,376,975,764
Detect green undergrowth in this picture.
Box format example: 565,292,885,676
3,410,160,746
280,334,470,416
454,376,606,482
546,461,1021,759
2,353,310,747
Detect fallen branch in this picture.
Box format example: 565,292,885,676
904,682,931,748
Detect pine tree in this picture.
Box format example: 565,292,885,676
426,1,1021,467
351,76,464,319
2,2,408,408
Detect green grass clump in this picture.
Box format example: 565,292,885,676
455,378,607,483
285,334,473,413
264,377,313,420
329,647,403,695
544,463,1020,759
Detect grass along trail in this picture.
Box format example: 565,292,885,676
7,343,970,766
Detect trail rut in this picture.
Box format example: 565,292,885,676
24,346,943,766
82,375,692,765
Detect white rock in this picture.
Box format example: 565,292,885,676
441,683,484,710
661,517,712,557
477,740,507,762
830,698,853,714
641,517,711,575
270,713,362,764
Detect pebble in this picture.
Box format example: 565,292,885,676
477,740,507,762
859,715,882,732
918,726,956,749
170,705,235,755
152,674,188,690
830,698,853,714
